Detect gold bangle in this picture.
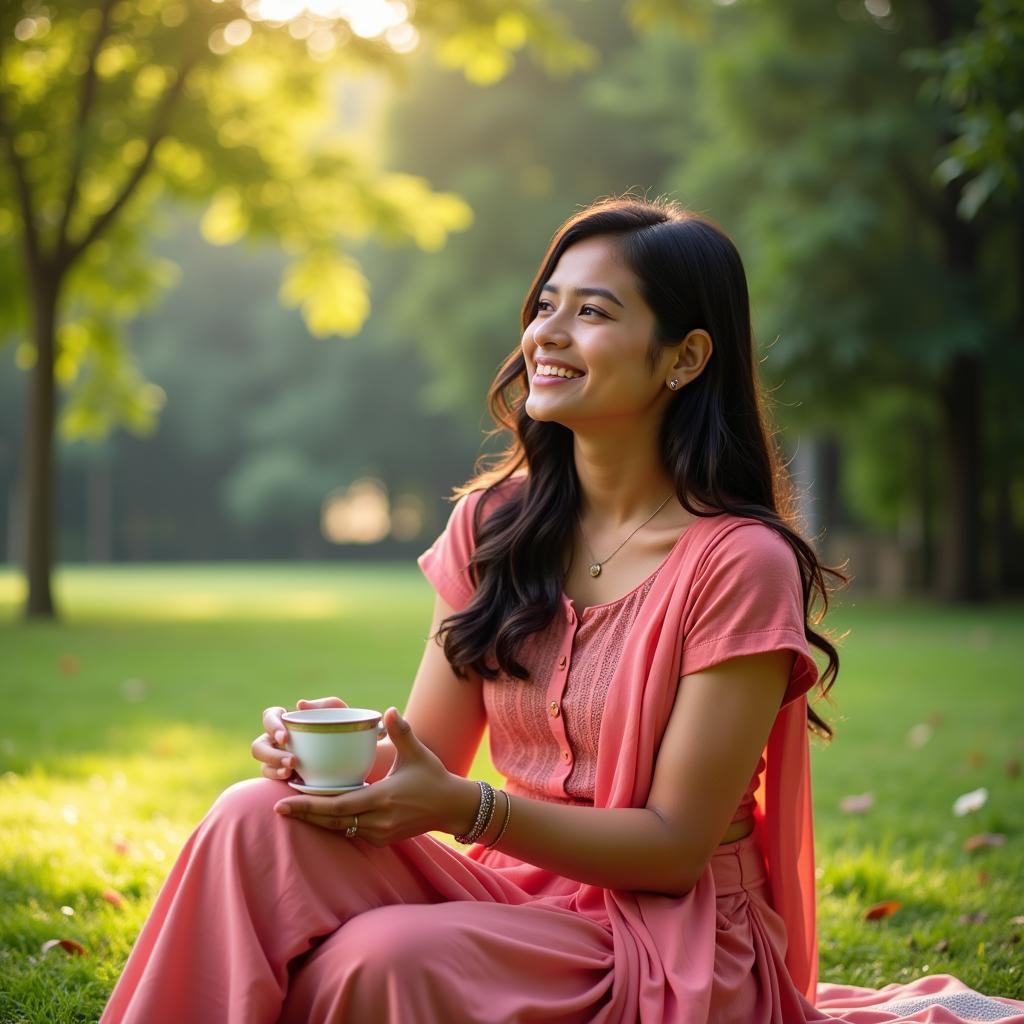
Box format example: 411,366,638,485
484,790,512,848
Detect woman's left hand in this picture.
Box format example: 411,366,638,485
272,707,471,846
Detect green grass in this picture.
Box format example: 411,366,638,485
0,567,1022,1022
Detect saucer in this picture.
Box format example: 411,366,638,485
288,781,369,796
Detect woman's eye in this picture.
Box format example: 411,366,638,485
536,300,603,317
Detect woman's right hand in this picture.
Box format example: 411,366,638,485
251,696,348,781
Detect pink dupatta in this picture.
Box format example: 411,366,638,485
580,515,818,1021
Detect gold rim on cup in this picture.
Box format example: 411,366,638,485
282,712,381,734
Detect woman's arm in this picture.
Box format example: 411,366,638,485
447,649,793,896
366,592,487,783
275,606,791,898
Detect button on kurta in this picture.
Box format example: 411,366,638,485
549,701,560,717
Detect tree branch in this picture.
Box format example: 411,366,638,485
61,52,198,272
54,0,118,264
0,90,44,281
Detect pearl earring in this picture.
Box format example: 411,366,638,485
668,378,680,390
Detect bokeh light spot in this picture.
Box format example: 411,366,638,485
322,479,391,545
223,18,253,46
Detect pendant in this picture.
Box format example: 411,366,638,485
589,563,602,577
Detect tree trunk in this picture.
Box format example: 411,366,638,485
937,351,983,601
22,269,61,619
817,435,844,533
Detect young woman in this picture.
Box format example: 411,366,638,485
102,197,1024,1023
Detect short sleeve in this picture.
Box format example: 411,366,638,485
681,522,819,707
416,491,485,612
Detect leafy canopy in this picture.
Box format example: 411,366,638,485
0,0,595,439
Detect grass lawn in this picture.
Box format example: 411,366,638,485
0,565,1022,1022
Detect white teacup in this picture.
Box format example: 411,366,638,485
282,708,386,792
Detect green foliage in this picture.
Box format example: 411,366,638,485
97,218,479,554
645,0,1022,537
840,390,938,532
0,0,589,439
909,0,1024,219
367,4,689,422
664,4,967,398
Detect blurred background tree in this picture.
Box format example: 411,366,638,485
0,0,594,618
372,0,1024,599
653,0,1024,600
2,0,1021,612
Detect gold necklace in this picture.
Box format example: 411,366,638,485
579,492,675,578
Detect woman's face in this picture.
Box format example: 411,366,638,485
521,235,676,429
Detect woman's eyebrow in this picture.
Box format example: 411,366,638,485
540,283,625,309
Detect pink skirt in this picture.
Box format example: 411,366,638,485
101,778,1024,1023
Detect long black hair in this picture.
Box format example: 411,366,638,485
436,195,844,739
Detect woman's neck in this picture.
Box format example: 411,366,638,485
571,431,679,529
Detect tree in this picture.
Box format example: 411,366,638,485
652,0,1024,599
370,3,694,422
374,0,1024,599
0,0,595,618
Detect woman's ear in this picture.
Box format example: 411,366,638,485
669,329,713,386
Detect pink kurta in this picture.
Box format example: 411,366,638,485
101,477,1024,1023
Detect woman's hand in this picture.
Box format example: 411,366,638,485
250,696,347,782
272,707,477,846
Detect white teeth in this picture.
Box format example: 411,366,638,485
537,364,582,378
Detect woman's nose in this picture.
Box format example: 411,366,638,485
531,312,571,348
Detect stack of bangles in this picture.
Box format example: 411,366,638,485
453,781,512,848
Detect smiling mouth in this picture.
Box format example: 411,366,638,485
533,365,585,380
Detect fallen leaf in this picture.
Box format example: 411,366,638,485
840,793,875,814
101,889,126,910
58,655,80,677
952,787,988,816
906,723,933,749
41,938,86,956
153,737,176,757
1006,759,1021,779
864,901,902,921
935,938,950,952
958,911,989,924
964,832,1007,852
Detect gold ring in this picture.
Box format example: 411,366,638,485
345,814,358,839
